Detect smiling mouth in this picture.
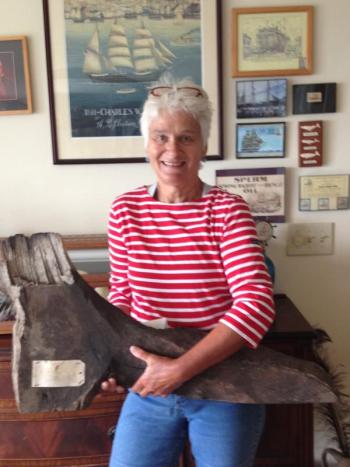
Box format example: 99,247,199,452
161,161,185,167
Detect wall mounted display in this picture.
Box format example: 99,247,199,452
236,122,285,159
299,174,349,211
232,6,313,77
216,167,286,222
299,120,323,167
293,82,336,114
286,222,334,256
236,79,287,118
43,0,223,164
0,36,32,115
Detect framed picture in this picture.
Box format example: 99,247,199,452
43,0,223,164
293,83,336,114
216,167,286,222
299,174,349,211
286,222,334,256
236,122,285,159
236,79,287,118
0,36,32,115
232,6,313,77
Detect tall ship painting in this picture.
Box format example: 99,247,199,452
241,129,263,152
82,20,176,83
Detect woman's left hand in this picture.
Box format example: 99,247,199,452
129,345,184,397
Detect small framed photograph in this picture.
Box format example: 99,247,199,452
216,167,286,222
232,6,313,77
0,36,32,115
293,83,336,114
236,79,287,118
236,122,286,159
299,174,350,211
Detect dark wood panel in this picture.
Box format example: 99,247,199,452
0,280,315,467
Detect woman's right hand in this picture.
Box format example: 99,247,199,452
100,377,125,394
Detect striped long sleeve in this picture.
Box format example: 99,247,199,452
108,185,275,348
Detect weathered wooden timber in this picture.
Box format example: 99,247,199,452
0,233,335,413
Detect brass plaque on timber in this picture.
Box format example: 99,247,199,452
32,360,85,388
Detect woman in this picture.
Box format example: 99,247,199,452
103,78,275,467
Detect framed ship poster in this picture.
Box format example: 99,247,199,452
216,167,286,222
43,0,223,164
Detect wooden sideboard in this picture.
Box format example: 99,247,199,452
0,289,316,467
250,294,316,467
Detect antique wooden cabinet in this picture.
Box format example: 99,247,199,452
0,288,316,467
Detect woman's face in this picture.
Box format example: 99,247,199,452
146,110,207,190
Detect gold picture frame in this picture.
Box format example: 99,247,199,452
232,6,313,77
0,35,32,115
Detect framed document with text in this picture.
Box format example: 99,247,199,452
299,174,350,211
216,167,286,222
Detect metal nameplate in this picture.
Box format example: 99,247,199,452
31,360,85,388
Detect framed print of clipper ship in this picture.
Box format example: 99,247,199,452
43,0,223,164
83,19,176,84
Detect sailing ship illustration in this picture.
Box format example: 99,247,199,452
237,79,286,118
256,27,289,54
241,129,264,152
83,20,176,83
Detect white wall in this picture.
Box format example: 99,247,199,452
222,0,350,395
1,0,349,401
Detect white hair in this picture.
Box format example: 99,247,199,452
140,75,213,147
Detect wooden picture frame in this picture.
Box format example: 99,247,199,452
0,36,32,115
43,0,223,164
236,122,286,159
232,6,313,78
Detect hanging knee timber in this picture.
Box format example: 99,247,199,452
0,233,335,413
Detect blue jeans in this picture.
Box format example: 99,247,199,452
109,391,265,467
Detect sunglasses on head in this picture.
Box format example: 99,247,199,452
150,86,203,98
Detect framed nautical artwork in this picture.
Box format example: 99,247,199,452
232,6,313,77
236,79,287,118
43,0,223,164
236,122,286,159
216,167,286,223
0,36,32,115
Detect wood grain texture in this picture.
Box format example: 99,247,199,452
0,233,335,413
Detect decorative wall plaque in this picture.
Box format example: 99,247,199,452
293,83,336,114
298,120,323,167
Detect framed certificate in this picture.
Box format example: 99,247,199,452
299,175,350,211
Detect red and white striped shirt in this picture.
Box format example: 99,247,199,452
108,185,275,348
